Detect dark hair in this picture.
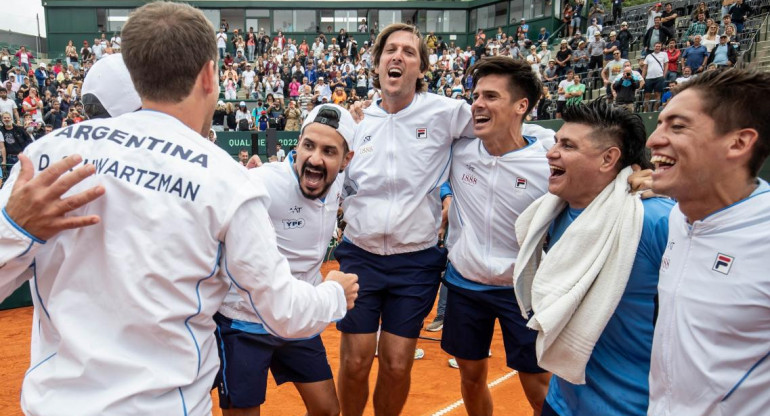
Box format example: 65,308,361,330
122,2,217,103
371,23,429,92
562,100,652,170
468,56,542,114
674,68,770,177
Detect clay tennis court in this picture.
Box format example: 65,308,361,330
0,261,532,416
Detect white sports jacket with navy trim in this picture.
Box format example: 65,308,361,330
446,136,552,287
0,110,346,416
219,151,343,323
341,93,474,256
648,188,770,416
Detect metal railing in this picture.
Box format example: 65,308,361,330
736,13,770,68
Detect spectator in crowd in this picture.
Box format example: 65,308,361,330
613,0,624,22
586,18,602,39
589,1,606,25
602,50,628,103
643,42,669,111
613,66,640,111
707,34,738,66
603,31,621,63
556,69,576,119
617,22,634,59
684,12,709,42
691,1,710,20
647,3,663,30
728,0,752,32
216,27,228,59
681,35,709,73
675,65,694,84
663,39,681,82
284,100,302,131
65,40,79,70
544,60,559,82
14,46,34,73
212,100,226,131
588,32,606,72
225,102,237,130
43,100,64,129
537,85,553,120
527,45,543,79
660,2,678,31
0,87,19,124
555,40,573,77
275,143,286,162
702,23,721,52
562,3,574,37
720,14,738,35
34,63,47,89
1,111,33,168
572,0,585,35
568,30,586,51
643,16,674,56
238,148,250,166
539,41,552,70
537,27,550,43
572,41,589,74
235,101,252,131
565,72,585,107
22,88,44,124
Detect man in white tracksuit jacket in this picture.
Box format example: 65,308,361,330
0,4,357,415
440,57,554,415
215,104,355,415
646,68,770,415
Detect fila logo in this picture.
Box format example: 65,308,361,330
712,253,735,275
282,218,306,229
515,177,527,189
289,205,302,214
362,135,372,143
416,128,428,139
465,164,476,172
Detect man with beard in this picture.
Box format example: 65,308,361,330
215,104,355,416
0,3,358,415
336,23,559,416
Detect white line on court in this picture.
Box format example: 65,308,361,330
429,370,519,416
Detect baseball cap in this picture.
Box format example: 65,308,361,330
621,21,628,26
239,101,246,107
560,39,568,44
610,31,617,36
217,100,224,106
656,3,662,6
81,54,141,117
38,62,46,68
300,103,355,149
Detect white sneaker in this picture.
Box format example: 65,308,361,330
448,357,458,368
414,348,425,360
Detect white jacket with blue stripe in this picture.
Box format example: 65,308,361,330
0,110,346,416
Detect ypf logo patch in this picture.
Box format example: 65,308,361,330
515,177,527,189
712,253,734,275
416,128,428,139
282,218,306,230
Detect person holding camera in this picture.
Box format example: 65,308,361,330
613,67,640,112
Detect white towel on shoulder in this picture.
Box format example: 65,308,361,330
513,166,644,384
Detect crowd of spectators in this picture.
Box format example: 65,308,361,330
540,0,759,117
0,0,763,158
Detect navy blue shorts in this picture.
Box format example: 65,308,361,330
335,240,447,339
213,313,333,409
440,278,544,374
